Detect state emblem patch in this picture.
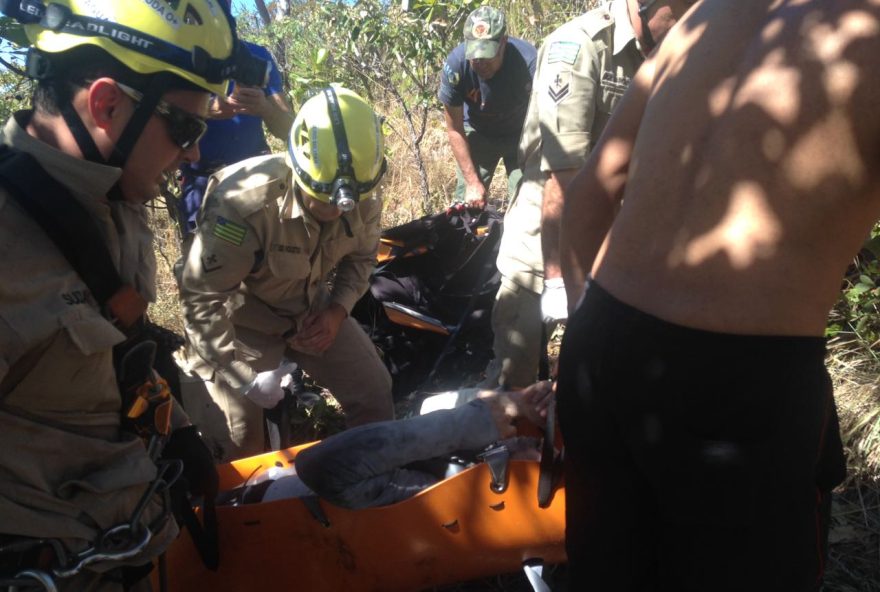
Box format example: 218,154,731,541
444,63,461,87
547,41,581,65
213,216,248,246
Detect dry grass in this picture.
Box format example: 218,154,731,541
146,200,184,333
379,104,516,226
826,482,880,592
829,340,880,480
824,342,880,591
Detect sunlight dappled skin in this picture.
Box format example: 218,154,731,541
784,111,865,191
652,3,878,277
655,17,708,83
733,49,801,124
668,181,782,269
707,76,737,118
562,0,880,337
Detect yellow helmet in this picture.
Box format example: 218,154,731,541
287,86,387,212
5,0,250,96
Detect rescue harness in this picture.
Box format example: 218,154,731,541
0,144,214,591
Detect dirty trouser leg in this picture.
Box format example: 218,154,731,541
500,134,523,202
295,399,501,509
482,277,542,389
288,317,393,427
180,328,285,463
181,375,265,463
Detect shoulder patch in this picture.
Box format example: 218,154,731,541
547,41,581,65
443,63,461,87
212,216,248,246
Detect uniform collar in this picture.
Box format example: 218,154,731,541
611,0,639,56
283,187,328,238
279,179,303,221
2,111,122,202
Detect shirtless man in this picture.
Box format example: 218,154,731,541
557,0,879,589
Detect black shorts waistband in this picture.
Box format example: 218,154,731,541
580,281,828,360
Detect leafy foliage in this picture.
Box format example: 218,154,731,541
828,232,880,365
0,16,27,48
238,0,599,211
0,64,31,123
0,20,32,122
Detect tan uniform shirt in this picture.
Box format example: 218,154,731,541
180,154,382,390
497,0,643,293
0,112,175,554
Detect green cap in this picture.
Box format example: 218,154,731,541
463,6,506,60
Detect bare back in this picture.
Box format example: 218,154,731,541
595,0,880,335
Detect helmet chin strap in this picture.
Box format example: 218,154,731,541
107,72,173,170
62,72,173,201
637,0,660,54
61,103,103,163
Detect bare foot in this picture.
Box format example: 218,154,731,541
477,381,554,438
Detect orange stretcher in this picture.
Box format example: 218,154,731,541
155,442,566,591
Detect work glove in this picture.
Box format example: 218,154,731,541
541,277,568,323
244,362,298,409
161,425,218,501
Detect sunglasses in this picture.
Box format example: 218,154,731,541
115,82,208,150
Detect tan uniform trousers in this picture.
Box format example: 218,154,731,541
482,277,544,389
181,317,393,462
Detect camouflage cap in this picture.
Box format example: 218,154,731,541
463,6,506,60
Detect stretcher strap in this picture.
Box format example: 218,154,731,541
538,398,561,509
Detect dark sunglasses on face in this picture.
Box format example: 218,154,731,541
115,82,208,150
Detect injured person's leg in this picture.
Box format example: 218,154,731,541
292,380,555,510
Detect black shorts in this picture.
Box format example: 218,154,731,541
556,282,846,592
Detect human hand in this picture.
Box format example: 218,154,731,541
541,277,568,323
227,85,269,117
520,380,555,423
464,182,486,210
478,380,555,437
288,304,347,354
208,94,236,119
245,362,298,408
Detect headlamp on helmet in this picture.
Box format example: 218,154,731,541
287,86,387,213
